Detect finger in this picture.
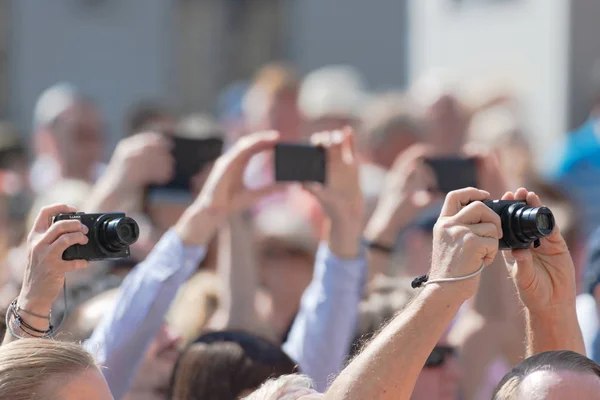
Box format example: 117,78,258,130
64,259,89,272
501,191,515,201
42,220,89,244
239,183,288,208
342,126,357,157
506,248,535,289
33,204,78,233
302,182,326,200
466,222,502,239
440,187,491,218
514,187,529,201
310,132,327,146
481,236,500,266
525,191,542,208
50,231,89,255
328,131,344,162
230,130,280,166
454,201,502,236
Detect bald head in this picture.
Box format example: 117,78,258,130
517,369,600,400
494,351,600,400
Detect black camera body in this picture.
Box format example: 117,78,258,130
483,200,555,250
54,212,140,261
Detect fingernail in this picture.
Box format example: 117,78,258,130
82,224,89,233
264,130,279,139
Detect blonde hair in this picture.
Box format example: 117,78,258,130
243,374,318,400
166,271,221,345
0,339,99,400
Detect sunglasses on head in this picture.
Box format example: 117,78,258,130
424,345,456,368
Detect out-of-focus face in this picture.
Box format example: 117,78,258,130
54,103,104,181
125,324,182,400
258,238,314,339
54,368,114,400
269,89,302,142
404,229,434,277
517,370,600,399
425,94,467,155
412,335,462,400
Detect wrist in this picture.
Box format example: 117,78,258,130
328,218,363,259
174,205,225,247
17,293,53,316
365,198,416,245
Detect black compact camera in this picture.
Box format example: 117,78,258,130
53,212,140,261
483,200,555,249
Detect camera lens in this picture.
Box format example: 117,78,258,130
509,205,555,244
99,216,139,252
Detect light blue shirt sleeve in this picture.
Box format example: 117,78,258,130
282,242,366,392
84,229,206,400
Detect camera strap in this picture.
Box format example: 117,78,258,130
411,262,485,289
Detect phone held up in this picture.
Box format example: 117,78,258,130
274,143,326,184
146,135,224,203
424,156,477,193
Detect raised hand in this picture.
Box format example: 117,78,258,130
431,188,502,301
501,188,575,312
303,128,364,258
365,143,439,248
105,132,174,189
501,188,584,355
175,131,284,247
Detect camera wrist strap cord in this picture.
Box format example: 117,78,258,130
411,262,485,289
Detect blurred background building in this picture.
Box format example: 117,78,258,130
1,0,600,164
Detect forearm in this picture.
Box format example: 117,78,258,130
211,214,264,334
84,170,139,213
526,305,586,356
283,243,366,391
325,285,463,400
85,230,206,399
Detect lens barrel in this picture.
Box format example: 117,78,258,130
507,204,555,245
99,216,140,252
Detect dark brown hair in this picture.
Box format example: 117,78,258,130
169,331,297,400
493,350,600,399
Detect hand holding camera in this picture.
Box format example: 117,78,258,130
430,188,502,300
499,188,576,312
17,204,90,329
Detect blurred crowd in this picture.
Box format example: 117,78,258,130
0,61,599,400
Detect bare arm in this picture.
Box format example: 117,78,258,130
325,188,502,400
208,213,275,341
325,285,463,400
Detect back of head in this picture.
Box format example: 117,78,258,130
33,82,82,133
360,92,425,151
298,65,366,123
170,331,297,400
0,339,98,399
244,375,318,400
349,277,414,358
174,113,226,140
126,99,174,136
493,350,600,399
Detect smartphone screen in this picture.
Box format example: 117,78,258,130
274,144,326,183
146,136,223,201
424,157,477,193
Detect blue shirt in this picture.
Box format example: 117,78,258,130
548,119,600,237
85,229,366,398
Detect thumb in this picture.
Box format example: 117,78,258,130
505,249,535,291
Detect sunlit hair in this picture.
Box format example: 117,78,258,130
169,331,298,400
243,374,317,400
0,339,99,399
493,350,600,399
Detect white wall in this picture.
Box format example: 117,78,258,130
409,0,570,166
10,0,174,152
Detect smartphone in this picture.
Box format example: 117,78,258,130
424,157,477,193
146,136,223,202
274,144,326,183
